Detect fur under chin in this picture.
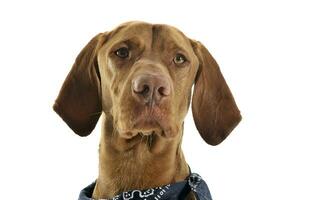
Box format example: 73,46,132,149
92,116,189,199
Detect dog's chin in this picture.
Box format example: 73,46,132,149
118,104,177,139
118,118,175,139
118,122,162,139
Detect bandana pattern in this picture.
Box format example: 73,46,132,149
78,173,212,200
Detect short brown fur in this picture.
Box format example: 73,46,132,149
53,21,241,199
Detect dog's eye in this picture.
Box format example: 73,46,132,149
173,54,187,64
115,47,129,58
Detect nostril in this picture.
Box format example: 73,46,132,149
157,85,170,96
133,80,150,94
158,86,166,96
140,84,150,95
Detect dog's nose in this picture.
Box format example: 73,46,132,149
132,74,171,105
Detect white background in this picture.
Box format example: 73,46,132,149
0,0,309,199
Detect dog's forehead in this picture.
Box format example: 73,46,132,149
108,21,191,48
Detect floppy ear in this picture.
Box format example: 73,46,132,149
191,40,241,145
53,33,107,136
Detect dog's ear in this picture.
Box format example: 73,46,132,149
191,40,241,145
53,33,108,136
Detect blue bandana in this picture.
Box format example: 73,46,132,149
78,173,212,200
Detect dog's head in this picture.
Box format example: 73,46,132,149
53,21,241,145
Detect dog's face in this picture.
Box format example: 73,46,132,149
98,22,199,139
53,21,241,145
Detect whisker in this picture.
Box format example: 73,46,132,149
139,132,145,145
147,132,154,150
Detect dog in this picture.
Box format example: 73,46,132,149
53,21,241,199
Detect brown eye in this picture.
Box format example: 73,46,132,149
173,53,187,64
115,47,129,58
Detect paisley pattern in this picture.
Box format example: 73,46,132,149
111,185,171,200
78,173,212,200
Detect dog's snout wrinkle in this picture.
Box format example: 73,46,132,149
132,73,171,105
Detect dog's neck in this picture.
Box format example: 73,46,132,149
92,115,190,199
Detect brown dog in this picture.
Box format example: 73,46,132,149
53,21,241,199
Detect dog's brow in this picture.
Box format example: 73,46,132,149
151,27,189,54
112,37,143,48
169,43,188,53
162,41,190,60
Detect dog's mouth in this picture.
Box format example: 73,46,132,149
118,103,175,139
135,127,164,137
119,121,165,139
133,106,173,135
118,113,172,139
